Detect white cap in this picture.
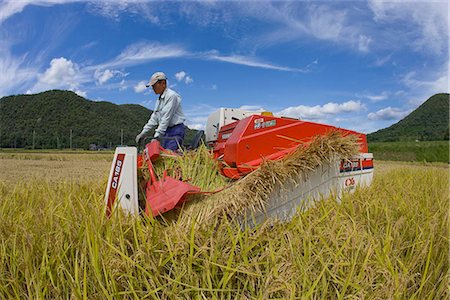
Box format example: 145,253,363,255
146,72,167,87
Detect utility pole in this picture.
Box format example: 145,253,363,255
121,129,123,146
70,129,73,149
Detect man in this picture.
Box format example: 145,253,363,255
135,72,186,151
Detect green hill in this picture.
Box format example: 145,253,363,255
0,90,197,149
368,93,449,142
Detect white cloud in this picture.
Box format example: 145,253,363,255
36,57,77,87
175,71,186,81
95,69,114,85
30,57,88,96
39,57,77,85
185,75,193,84
188,123,205,130
368,107,410,121
277,100,365,120
134,80,147,93
94,69,128,85
73,89,87,97
175,71,194,84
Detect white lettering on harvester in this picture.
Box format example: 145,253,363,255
111,160,123,189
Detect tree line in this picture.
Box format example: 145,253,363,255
0,90,200,149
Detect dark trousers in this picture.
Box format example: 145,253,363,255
162,123,185,151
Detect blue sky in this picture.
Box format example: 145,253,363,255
0,0,448,132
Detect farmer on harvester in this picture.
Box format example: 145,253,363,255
135,72,186,151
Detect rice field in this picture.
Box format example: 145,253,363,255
0,149,448,299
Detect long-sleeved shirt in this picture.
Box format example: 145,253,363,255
140,88,186,137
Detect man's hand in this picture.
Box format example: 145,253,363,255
135,132,145,144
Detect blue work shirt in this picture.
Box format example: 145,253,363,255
140,88,186,138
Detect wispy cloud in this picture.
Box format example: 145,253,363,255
94,42,188,70
86,0,160,23
229,2,374,53
86,1,374,54
0,0,83,24
0,42,37,97
402,71,448,94
3,1,448,59
368,0,448,55
91,41,305,74
365,91,389,102
395,60,448,107
372,54,393,67
204,50,308,72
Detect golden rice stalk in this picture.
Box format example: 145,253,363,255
138,143,229,193
176,131,360,227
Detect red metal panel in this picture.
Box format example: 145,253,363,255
214,115,369,179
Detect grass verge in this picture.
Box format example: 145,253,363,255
369,140,449,162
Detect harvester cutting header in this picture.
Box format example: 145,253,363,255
105,107,374,225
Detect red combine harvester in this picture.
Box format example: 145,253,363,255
105,108,374,222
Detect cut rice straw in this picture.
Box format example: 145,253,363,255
175,130,360,227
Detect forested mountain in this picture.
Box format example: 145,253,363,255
0,90,196,149
367,93,449,142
